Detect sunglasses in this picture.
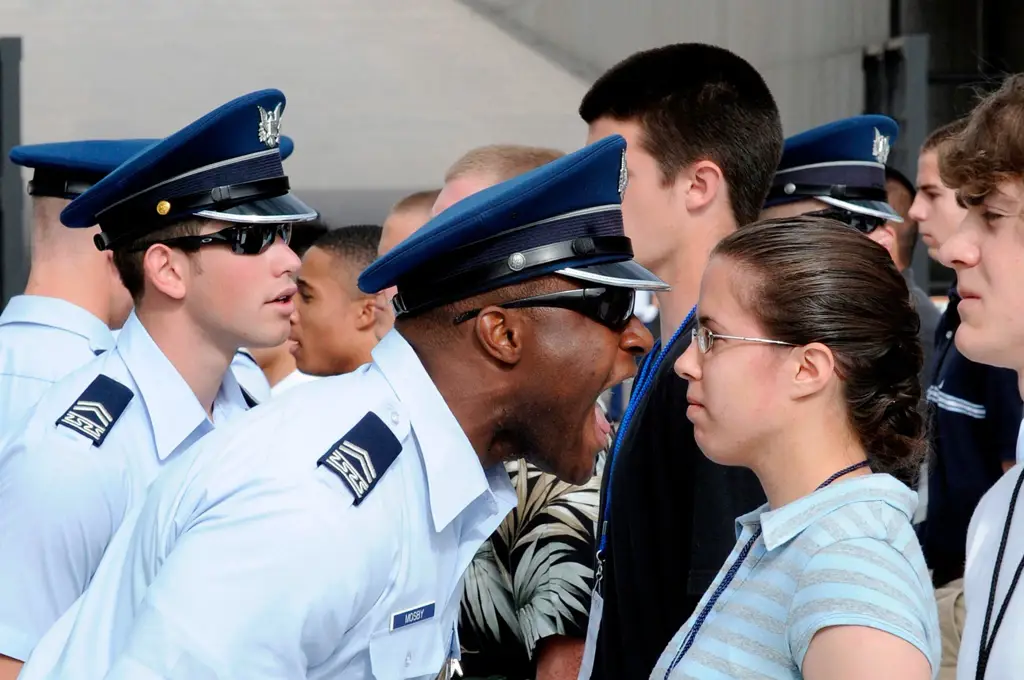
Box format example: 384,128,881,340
129,223,293,256
453,286,637,331
691,324,796,354
804,208,887,234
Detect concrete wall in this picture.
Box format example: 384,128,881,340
2,0,892,226
0,0,591,223
463,0,891,136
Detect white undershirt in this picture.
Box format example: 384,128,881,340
270,370,319,397
958,420,1024,680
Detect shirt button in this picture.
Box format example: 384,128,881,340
405,653,412,666
946,330,953,339
391,411,400,425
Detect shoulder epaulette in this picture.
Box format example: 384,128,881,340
317,412,401,505
55,375,133,447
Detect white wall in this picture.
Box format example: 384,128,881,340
1,0,590,197
466,0,891,135
1,0,890,220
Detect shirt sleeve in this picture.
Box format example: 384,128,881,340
0,430,122,661
787,537,936,672
983,366,1022,463
104,494,389,678
508,463,600,656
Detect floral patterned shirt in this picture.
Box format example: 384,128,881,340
457,452,604,679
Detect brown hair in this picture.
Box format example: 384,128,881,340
444,145,564,184
579,43,783,226
922,117,968,154
390,189,441,215
112,219,205,302
712,216,926,480
940,75,1024,204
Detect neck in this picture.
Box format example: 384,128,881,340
653,218,734,343
344,333,378,374
262,350,296,387
414,341,511,470
24,260,112,327
136,305,235,418
748,413,870,509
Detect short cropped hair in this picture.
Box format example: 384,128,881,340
444,145,564,184
579,43,783,226
112,219,204,303
940,75,1024,204
391,189,441,215
311,224,382,276
290,218,331,258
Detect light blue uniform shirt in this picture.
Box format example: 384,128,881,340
21,330,516,680
229,348,272,403
0,295,115,435
0,312,249,662
650,474,941,680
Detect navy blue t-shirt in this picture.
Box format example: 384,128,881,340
920,285,1022,587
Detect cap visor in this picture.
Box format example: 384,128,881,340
558,260,669,291
195,192,318,224
818,196,903,223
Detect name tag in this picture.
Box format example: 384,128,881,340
390,602,435,631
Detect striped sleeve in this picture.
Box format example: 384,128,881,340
786,536,934,670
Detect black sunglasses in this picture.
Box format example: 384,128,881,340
129,223,293,256
452,286,636,331
804,208,887,234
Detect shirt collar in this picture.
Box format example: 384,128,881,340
1016,419,1024,465
372,329,514,533
116,312,249,460
0,295,115,353
736,474,918,551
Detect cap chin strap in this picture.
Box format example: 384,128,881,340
391,235,633,318
767,182,887,203
93,177,291,251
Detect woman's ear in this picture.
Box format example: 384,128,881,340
789,342,836,399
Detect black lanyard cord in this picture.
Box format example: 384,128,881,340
976,469,1024,680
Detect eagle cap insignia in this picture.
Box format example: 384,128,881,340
872,127,891,164
257,102,284,149
617,149,628,199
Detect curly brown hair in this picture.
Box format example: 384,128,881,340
940,74,1024,205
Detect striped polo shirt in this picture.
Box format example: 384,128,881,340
650,474,940,679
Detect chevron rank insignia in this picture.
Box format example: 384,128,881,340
318,412,401,505
56,375,133,447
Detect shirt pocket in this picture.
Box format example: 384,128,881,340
368,618,446,680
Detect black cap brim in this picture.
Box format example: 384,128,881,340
558,260,669,291
195,192,318,224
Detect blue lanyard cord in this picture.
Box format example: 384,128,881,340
597,305,697,554
663,459,872,677
665,527,762,676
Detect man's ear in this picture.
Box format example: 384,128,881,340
867,224,898,262
473,306,526,367
143,245,189,301
683,160,725,213
354,296,377,332
788,342,836,399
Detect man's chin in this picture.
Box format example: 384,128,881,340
954,323,1014,369
522,450,595,485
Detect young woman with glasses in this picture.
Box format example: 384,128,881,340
650,216,940,680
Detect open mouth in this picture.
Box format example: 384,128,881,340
269,287,297,305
